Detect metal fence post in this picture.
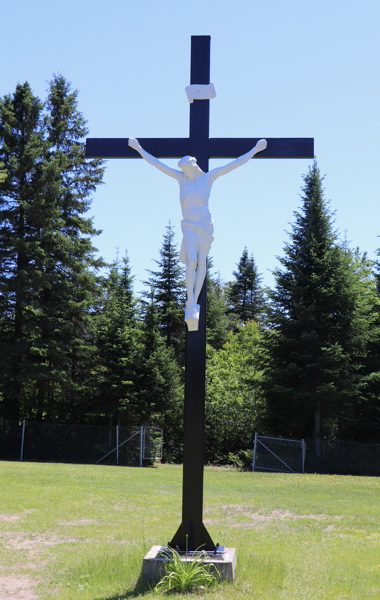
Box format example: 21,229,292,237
140,426,144,467
252,432,257,472
20,420,26,462
116,424,119,466
302,439,306,473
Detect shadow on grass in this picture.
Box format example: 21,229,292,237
96,569,155,599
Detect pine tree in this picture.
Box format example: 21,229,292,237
262,162,376,446
227,247,264,324
144,222,186,361
0,77,105,421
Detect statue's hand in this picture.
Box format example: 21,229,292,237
255,139,267,153
128,138,141,152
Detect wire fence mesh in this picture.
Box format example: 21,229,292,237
252,433,380,476
253,434,305,473
1,420,379,475
0,420,163,467
304,438,380,477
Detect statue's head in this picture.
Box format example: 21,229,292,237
178,156,203,179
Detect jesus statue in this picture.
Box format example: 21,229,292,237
128,137,267,330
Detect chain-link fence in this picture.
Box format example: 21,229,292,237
304,438,380,477
253,434,306,473
0,420,163,467
252,434,380,476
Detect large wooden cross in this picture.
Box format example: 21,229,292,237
86,35,314,552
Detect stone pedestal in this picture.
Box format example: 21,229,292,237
143,545,236,583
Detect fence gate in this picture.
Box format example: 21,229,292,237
253,433,306,473
96,425,163,467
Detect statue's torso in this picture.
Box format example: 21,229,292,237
179,173,212,223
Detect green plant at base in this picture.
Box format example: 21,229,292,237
154,538,220,594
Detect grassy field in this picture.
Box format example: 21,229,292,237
0,462,379,600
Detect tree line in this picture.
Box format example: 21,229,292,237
1,77,379,463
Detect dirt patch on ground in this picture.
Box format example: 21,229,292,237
59,518,99,525
0,510,35,523
203,518,220,525
205,505,342,527
1,531,79,552
0,575,39,600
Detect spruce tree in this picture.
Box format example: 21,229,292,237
227,247,264,324
94,252,142,423
0,77,105,421
39,75,105,420
144,222,185,361
0,83,47,421
137,295,183,461
206,257,229,350
358,250,380,441
262,162,375,445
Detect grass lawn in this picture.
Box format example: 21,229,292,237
0,461,379,600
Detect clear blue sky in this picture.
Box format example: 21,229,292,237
2,0,379,293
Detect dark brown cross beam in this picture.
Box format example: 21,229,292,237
86,35,314,552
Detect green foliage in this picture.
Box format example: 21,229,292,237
206,257,230,349
137,299,184,461
93,251,143,421
155,544,220,594
227,448,253,470
227,246,265,324
0,161,6,183
262,162,379,442
144,222,186,361
0,76,105,422
205,321,264,463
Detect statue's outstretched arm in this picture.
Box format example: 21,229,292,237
128,138,182,181
208,139,267,182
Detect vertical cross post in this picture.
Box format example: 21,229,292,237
170,36,215,552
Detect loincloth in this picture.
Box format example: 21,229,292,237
180,217,214,264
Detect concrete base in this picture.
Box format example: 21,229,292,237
143,545,236,582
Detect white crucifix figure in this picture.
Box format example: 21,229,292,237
128,137,267,331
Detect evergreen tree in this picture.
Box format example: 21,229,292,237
358,250,380,441
0,82,47,421
262,162,376,446
227,247,264,324
137,295,183,461
206,257,229,350
94,252,142,423
0,77,105,421
144,222,185,361
38,74,105,421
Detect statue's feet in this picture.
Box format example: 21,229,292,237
185,303,200,332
